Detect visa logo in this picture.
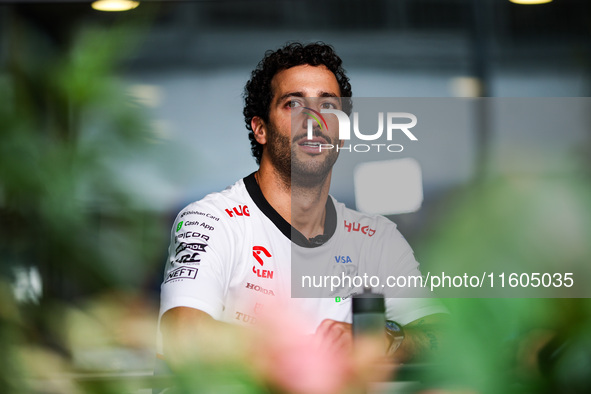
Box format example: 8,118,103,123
334,256,352,264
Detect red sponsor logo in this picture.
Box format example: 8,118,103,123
252,266,274,278
246,282,275,296
253,246,271,265
252,246,274,279
225,205,250,218
344,220,376,237
235,311,257,324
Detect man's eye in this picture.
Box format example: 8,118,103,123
289,101,302,108
321,102,337,109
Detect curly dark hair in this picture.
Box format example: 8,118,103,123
243,42,353,164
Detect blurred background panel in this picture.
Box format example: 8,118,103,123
123,0,590,206
4,0,586,211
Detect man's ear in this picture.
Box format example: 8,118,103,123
251,116,267,145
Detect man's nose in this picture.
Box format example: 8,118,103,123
301,106,326,131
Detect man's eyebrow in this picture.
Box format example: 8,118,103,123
277,92,305,102
277,91,341,102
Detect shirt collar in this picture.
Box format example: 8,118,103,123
243,172,337,248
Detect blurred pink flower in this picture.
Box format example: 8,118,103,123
250,301,356,394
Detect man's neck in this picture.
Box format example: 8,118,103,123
256,161,331,240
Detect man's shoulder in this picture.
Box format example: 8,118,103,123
181,178,249,212
174,177,253,228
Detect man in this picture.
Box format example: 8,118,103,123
159,43,446,367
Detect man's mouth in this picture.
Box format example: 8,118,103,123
297,137,330,153
300,141,322,148
296,134,330,146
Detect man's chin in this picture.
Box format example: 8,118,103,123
291,166,332,188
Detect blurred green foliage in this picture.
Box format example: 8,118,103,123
415,173,591,393
1,13,160,291
1,9,165,393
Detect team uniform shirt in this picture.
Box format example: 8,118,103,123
159,173,444,347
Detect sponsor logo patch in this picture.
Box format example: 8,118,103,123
245,282,275,296
175,253,201,265
344,220,376,237
176,242,208,255
225,205,249,218
176,231,210,242
181,221,215,231
252,246,274,279
165,267,198,283
181,210,219,221
235,311,256,324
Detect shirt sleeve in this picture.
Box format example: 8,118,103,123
159,202,231,321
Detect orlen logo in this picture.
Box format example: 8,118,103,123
344,220,376,237
226,205,249,218
307,108,417,153
252,246,273,279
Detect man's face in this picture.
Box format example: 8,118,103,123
265,64,342,186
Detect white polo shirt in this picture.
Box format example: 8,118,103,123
159,172,444,338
